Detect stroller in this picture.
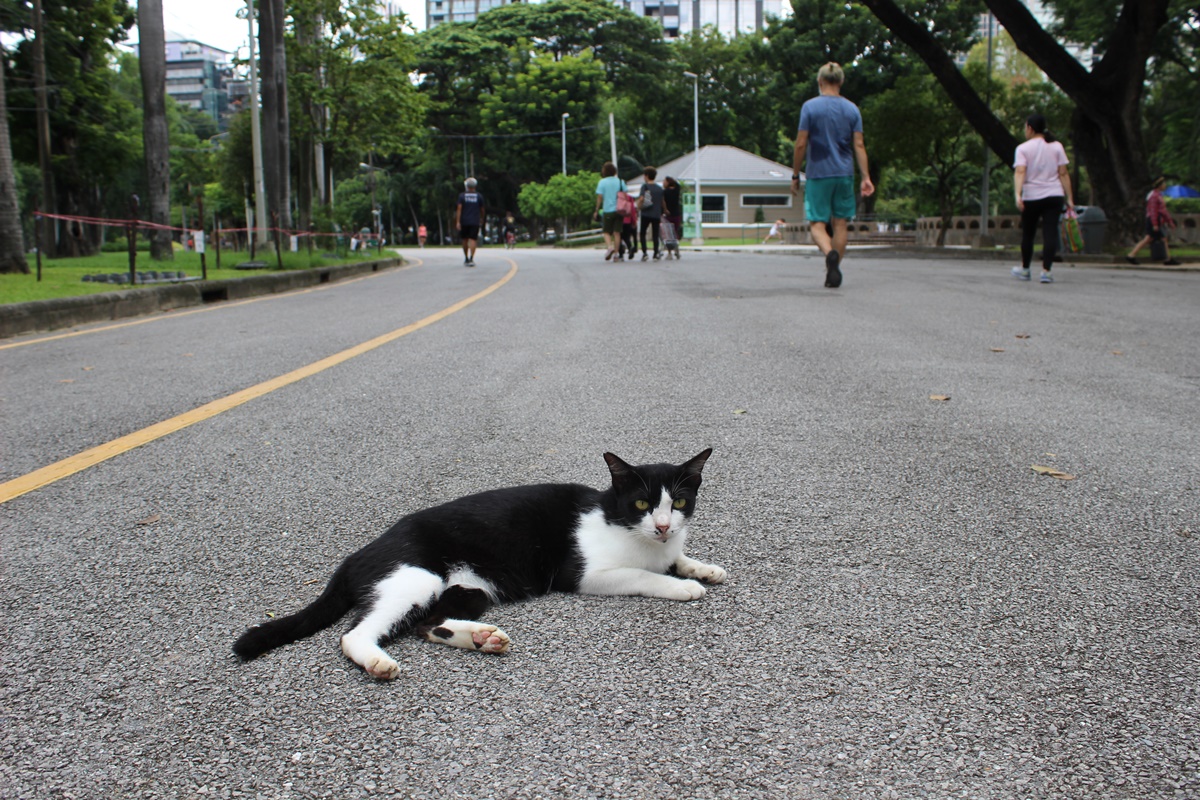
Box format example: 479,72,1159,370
660,218,681,260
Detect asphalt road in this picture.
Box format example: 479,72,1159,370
2,246,1198,799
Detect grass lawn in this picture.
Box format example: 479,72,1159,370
0,248,392,305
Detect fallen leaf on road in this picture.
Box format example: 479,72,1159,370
59,379,75,383
930,395,951,402
1111,350,1124,356
990,348,1006,353
733,409,747,415
1031,465,1075,480
1016,334,1031,339
136,514,161,526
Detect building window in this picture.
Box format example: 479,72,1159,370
741,195,793,208
702,194,726,224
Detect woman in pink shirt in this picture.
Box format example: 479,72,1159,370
1126,177,1181,265
1012,114,1074,284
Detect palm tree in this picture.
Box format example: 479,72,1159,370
137,0,173,260
0,54,29,274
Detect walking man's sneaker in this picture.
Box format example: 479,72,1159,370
1012,267,1031,281
824,250,842,288
1040,271,1054,283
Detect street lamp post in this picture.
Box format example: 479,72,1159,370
561,112,569,176
562,112,570,239
683,71,703,246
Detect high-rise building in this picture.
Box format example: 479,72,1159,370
422,0,784,36
620,0,785,38
160,36,232,127
426,0,517,28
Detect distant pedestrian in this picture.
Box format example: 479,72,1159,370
503,213,518,250
618,188,638,261
638,167,665,261
662,176,684,248
1126,177,1181,266
1012,114,1074,284
791,62,874,288
417,224,427,248
456,178,486,267
593,162,626,261
763,219,786,244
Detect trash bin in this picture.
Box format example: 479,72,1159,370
1077,206,1107,254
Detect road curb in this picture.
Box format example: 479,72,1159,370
0,256,404,339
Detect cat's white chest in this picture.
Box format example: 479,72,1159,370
574,507,685,576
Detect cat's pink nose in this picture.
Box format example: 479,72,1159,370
656,523,670,534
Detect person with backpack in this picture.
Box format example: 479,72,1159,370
638,167,665,261
592,162,626,261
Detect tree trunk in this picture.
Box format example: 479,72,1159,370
859,0,1170,245
137,0,174,261
0,57,30,274
258,0,292,234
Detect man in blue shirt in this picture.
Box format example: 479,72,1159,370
791,62,874,288
456,178,486,267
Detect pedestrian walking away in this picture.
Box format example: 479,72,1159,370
618,188,639,261
1126,177,1181,266
593,162,627,261
456,179,486,266
662,177,685,258
503,213,518,250
638,167,665,261
792,62,874,288
1011,114,1073,284
417,224,427,248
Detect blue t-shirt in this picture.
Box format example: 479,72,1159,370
595,175,626,214
458,192,484,226
798,95,863,180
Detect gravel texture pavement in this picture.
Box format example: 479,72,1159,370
2,247,1198,799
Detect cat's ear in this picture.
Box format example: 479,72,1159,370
681,448,713,481
603,452,634,482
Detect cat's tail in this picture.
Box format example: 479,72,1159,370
233,571,354,662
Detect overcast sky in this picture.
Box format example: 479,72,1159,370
137,0,426,55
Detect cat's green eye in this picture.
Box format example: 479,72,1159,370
672,498,687,509
634,500,650,511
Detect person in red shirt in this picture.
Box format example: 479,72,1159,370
1127,177,1181,265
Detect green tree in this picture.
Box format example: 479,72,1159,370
864,72,983,244
288,0,426,226
858,0,1178,241
517,171,598,235
7,0,138,255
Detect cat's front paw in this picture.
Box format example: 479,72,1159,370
665,578,706,601
677,559,727,584
365,654,400,680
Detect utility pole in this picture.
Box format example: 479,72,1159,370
244,0,269,248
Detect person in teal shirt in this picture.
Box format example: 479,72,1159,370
592,161,626,261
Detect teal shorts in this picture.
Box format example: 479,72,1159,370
805,176,857,223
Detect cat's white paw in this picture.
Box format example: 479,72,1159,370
472,625,511,654
665,578,706,601
677,559,727,584
426,621,511,654
365,654,400,680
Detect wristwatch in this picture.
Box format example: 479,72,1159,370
791,174,800,181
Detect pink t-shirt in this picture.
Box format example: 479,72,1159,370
1014,138,1069,201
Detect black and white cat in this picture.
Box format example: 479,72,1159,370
233,449,725,679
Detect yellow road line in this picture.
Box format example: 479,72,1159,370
0,259,418,352
0,260,515,505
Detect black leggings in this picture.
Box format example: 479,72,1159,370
640,218,660,257
1020,196,1064,271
